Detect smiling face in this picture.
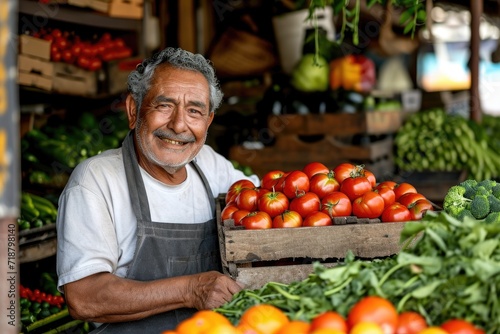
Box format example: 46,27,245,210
126,64,214,182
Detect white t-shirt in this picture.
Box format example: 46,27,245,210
56,145,259,292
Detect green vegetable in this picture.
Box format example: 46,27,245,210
443,185,471,218
216,211,500,333
471,195,490,219
290,54,329,92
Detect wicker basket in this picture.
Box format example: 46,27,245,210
209,28,278,78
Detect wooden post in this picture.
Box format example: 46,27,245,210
0,1,20,333
470,0,482,123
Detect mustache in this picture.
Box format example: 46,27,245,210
153,129,196,143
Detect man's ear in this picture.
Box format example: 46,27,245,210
125,94,138,129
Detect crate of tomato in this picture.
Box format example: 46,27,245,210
217,162,435,290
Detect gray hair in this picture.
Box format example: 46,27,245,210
127,47,223,113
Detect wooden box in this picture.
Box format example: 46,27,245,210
216,196,407,290
229,111,403,179
18,55,54,91
52,62,99,96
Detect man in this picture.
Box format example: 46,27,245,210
56,47,259,333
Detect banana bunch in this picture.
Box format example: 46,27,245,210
19,192,58,230
394,109,500,181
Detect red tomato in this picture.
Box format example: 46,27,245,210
309,171,340,199
374,186,396,208
221,204,239,222
408,199,434,220
393,182,418,200
77,55,91,69
302,211,332,227
236,188,259,211
261,170,285,191
376,180,397,190
88,57,102,71
302,161,329,179
258,190,289,218
347,296,398,334
289,192,321,218
61,49,75,64
310,311,347,332
54,36,69,50
440,319,480,334
352,191,385,219
340,176,372,201
241,211,272,230
275,171,290,193
362,169,377,187
333,162,357,184
398,193,426,208
226,179,255,203
320,191,352,217
381,203,411,222
282,170,310,199
272,210,302,228
51,28,62,38
396,311,427,334
232,209,250,226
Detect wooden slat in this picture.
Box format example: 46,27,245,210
223,222,406,263
178,0,196,52
236,263,337,290
267,111,403,137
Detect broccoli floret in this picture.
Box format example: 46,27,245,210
477,179,497,192
484,211,500,224
443,185,471,217
488,195,500,213
470,195,490,219
474,186,490,197
460,179,477,199
457,209,474,221
492,184,500,199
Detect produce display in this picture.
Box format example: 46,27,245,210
22,111,129,188
394,109,500,181
172,207,497,333
222,161,434,228
29,28,133,71
19,192,58,230
20,272,90,334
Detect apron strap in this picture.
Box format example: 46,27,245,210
122,131,151,223
191,158,216,214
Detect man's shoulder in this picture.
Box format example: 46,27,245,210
69,148,124,182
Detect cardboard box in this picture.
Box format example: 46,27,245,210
52,62,98,96
19,35,51,61
104,57,141,95
91,0,143,19
18,54,54,91
216,195,407,290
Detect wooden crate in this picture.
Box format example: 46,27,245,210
229,112,403,179
216,196,407,290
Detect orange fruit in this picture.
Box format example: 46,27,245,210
205,323,239,334
310,311,347,332
160,331,177,334
417,327,449,334
238,304,289,334
176,310,231,334
235,322,260,334
347,296,398,334
275,320,310,334
310,329,346,334
350,322,385,334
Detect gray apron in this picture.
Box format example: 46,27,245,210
90,131,222,333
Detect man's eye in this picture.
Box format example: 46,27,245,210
189,108,202,115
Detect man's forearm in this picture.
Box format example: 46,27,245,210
63,272,190,323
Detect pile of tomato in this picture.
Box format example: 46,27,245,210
30,28,133,71
162,295,483,334
222,162,434,229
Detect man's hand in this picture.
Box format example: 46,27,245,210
185,271,244,310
